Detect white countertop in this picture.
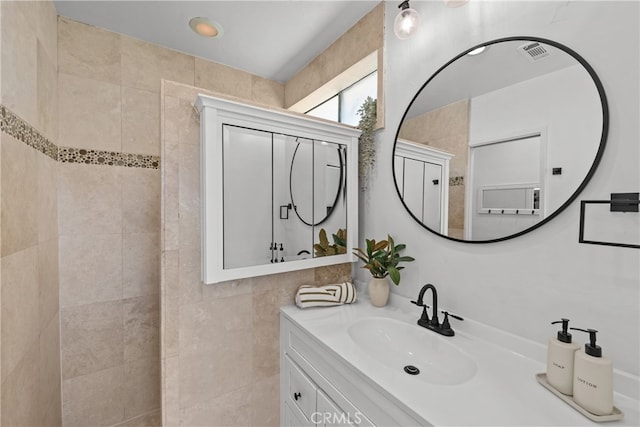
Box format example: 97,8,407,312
281,294,639,426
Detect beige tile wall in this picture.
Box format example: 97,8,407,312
160,81,352,426
56,17,287,427
284,3,385,126
398,99,470,239
0,1,61,425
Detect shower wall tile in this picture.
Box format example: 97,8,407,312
200,278,253,301
1,339,40,427
124,356,160,419
1,135,38,256
58,73,122,152
177,142,200,222
38,238,59,329
121,36,194,93
252,288,280,382
251,374,280,427
113,410,161,427
62,365,125,427
195,58,252,100
122,86,161,156
1,2,60,425
37,41,58,142
177,247,202,305
58,16,121,84
58,162,122,236
37,155,58,243
178,294,252,356
36,0,58,69
39,312,62,427
162,356,180,426
60,299,123,379
179,385,252,427
1,0,38,128
123,294,159,362
59,233,123,308
1,246,40,383
123,232,160,299
251,75,285,108
162,250,179,302
162,296,179,358
178,333,252,408
122,167,160,234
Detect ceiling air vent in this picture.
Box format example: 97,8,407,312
518,42,550,62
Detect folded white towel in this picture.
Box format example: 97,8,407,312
295,282,357,309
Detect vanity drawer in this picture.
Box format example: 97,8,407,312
284,355,317,421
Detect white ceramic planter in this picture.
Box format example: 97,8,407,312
369,277,390,307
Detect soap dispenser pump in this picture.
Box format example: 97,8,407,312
546,318,580,395
570,328,614,416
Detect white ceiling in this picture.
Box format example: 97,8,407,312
53,0,380,83
407,40,579,118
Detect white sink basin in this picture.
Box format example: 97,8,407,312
347,317,477,385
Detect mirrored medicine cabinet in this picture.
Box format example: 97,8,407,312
195,94,360,284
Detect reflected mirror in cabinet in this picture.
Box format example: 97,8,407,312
197,95,359,284
393,37,608,242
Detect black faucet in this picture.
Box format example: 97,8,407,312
411,284,463,337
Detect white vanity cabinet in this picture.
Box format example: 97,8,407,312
280,312,425,427
283,355,359,427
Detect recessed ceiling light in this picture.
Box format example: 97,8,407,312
467,46,487,56
189,17,223,38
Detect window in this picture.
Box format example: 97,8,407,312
306,71,377,126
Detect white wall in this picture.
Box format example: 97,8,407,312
360,1,638,381
469,64,601,212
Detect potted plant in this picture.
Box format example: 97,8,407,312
314,228,346,257
353,235,415,307
357,97,377,192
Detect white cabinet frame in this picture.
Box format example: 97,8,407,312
195,94,360,284
395,139,453,235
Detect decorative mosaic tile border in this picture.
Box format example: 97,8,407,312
449,176,464,187
0,104,160,169
58,147,160,169
0,105,58,160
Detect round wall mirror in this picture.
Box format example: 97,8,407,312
290,140,344,226
393,37,608,243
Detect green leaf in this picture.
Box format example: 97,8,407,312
388,266,400,285
396,256,415,262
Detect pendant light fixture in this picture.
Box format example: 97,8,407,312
393,0,420,40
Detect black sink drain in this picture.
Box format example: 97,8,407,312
404,365,420,375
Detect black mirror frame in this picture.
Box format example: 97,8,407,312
392,36,609,244
290,140,345,227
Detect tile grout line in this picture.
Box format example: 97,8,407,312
0,105,160,169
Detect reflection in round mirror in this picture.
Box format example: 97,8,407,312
393,37,608,243
290,140,344,226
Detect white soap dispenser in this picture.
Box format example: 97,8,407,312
546,318,580,395
570,328,614,416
